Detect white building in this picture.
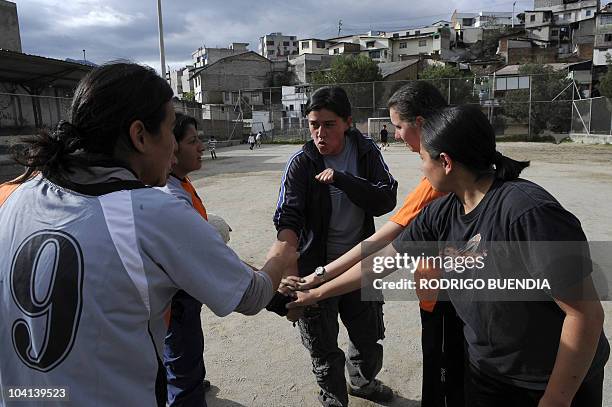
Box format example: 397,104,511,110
281,85,309,118
525,0,598,55
299,38,333,55
389,25,454,61
192,43,249,68
258,33,299,60
593,9,612,65
168,65,194,100
451,10,514,29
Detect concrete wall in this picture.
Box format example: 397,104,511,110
383,64,418,81
288,54,335,84
0,83,71,135
0,0,21,52
507,46,558,64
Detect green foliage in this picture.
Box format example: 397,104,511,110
597,54,612,98
182,91,195,102
310,55,383,84
419,64,476,104
501,63,572,137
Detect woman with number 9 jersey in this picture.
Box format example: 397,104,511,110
0,62,295,406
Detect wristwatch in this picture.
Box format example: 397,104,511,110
315,266,327,281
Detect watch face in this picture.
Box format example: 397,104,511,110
315,266,325,276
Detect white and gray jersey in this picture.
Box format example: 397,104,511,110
0,174,254,406
157,174,192,207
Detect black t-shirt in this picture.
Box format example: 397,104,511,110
380,129,388,141
393,178,610,389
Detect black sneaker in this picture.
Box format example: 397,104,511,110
348,379,394,402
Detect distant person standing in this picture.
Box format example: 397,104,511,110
208,136,217,160
248,134,256,150
256,131,262,148
379,125,389,151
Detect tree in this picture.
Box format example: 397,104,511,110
596,54,612,98
502,63,572,137
310,55,383,84
419,64,476,104
182,91,195,102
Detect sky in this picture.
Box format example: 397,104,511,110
15,0,534,73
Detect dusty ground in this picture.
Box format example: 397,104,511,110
184,142,612,407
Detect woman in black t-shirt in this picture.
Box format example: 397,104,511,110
289,105,609,407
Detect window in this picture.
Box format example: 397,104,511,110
369,50,381,58
552,29,559,36
605,33,612,42
564,12,571,20
292,50,298,55
293,41,298,46
333,48,339,54
406,32,410,36
399,42,407,48
602,15,612,25
290,36,296,40
251,93,261,103
301,41,310,49
266,40,274,46
366,41,375,47
586,10,592,17
393,33,399,38
419,39,427,47
415,30,420,35
530,14,536,22
283,41,290,46
289,105,294,111
269,50,275,55
316,41,326,48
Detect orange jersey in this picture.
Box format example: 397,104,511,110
390,177,446,312
181,177,208,221
0,182,20,207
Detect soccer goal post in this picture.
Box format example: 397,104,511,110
367,117,395,141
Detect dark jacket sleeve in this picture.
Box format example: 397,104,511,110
332,144,398,216
273,151,308,236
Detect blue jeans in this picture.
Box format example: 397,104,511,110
163,290,207,407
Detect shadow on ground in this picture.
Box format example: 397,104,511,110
206,385,249,407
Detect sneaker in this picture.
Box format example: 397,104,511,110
348,379,394,402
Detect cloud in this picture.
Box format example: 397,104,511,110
14,0,534,72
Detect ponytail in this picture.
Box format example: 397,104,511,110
9,62,173,185
493,151,530,181
12,121,83,184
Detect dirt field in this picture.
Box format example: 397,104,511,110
185,142,612,407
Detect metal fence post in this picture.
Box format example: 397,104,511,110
528,75,532,139
448,78,451,105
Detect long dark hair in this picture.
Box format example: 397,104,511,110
387,81,448,121
173,112,198,143
422,105,529,181
305,86,351,120
12,62,173,184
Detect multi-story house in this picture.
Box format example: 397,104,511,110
258,33,299,61
192,43,249,68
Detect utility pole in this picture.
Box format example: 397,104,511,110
337,20,343,37
82,49,86,61
156,0,167,79
512,1,516,28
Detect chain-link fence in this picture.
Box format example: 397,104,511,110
0,74,602,146
240,73,580,143
572,97,612,135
